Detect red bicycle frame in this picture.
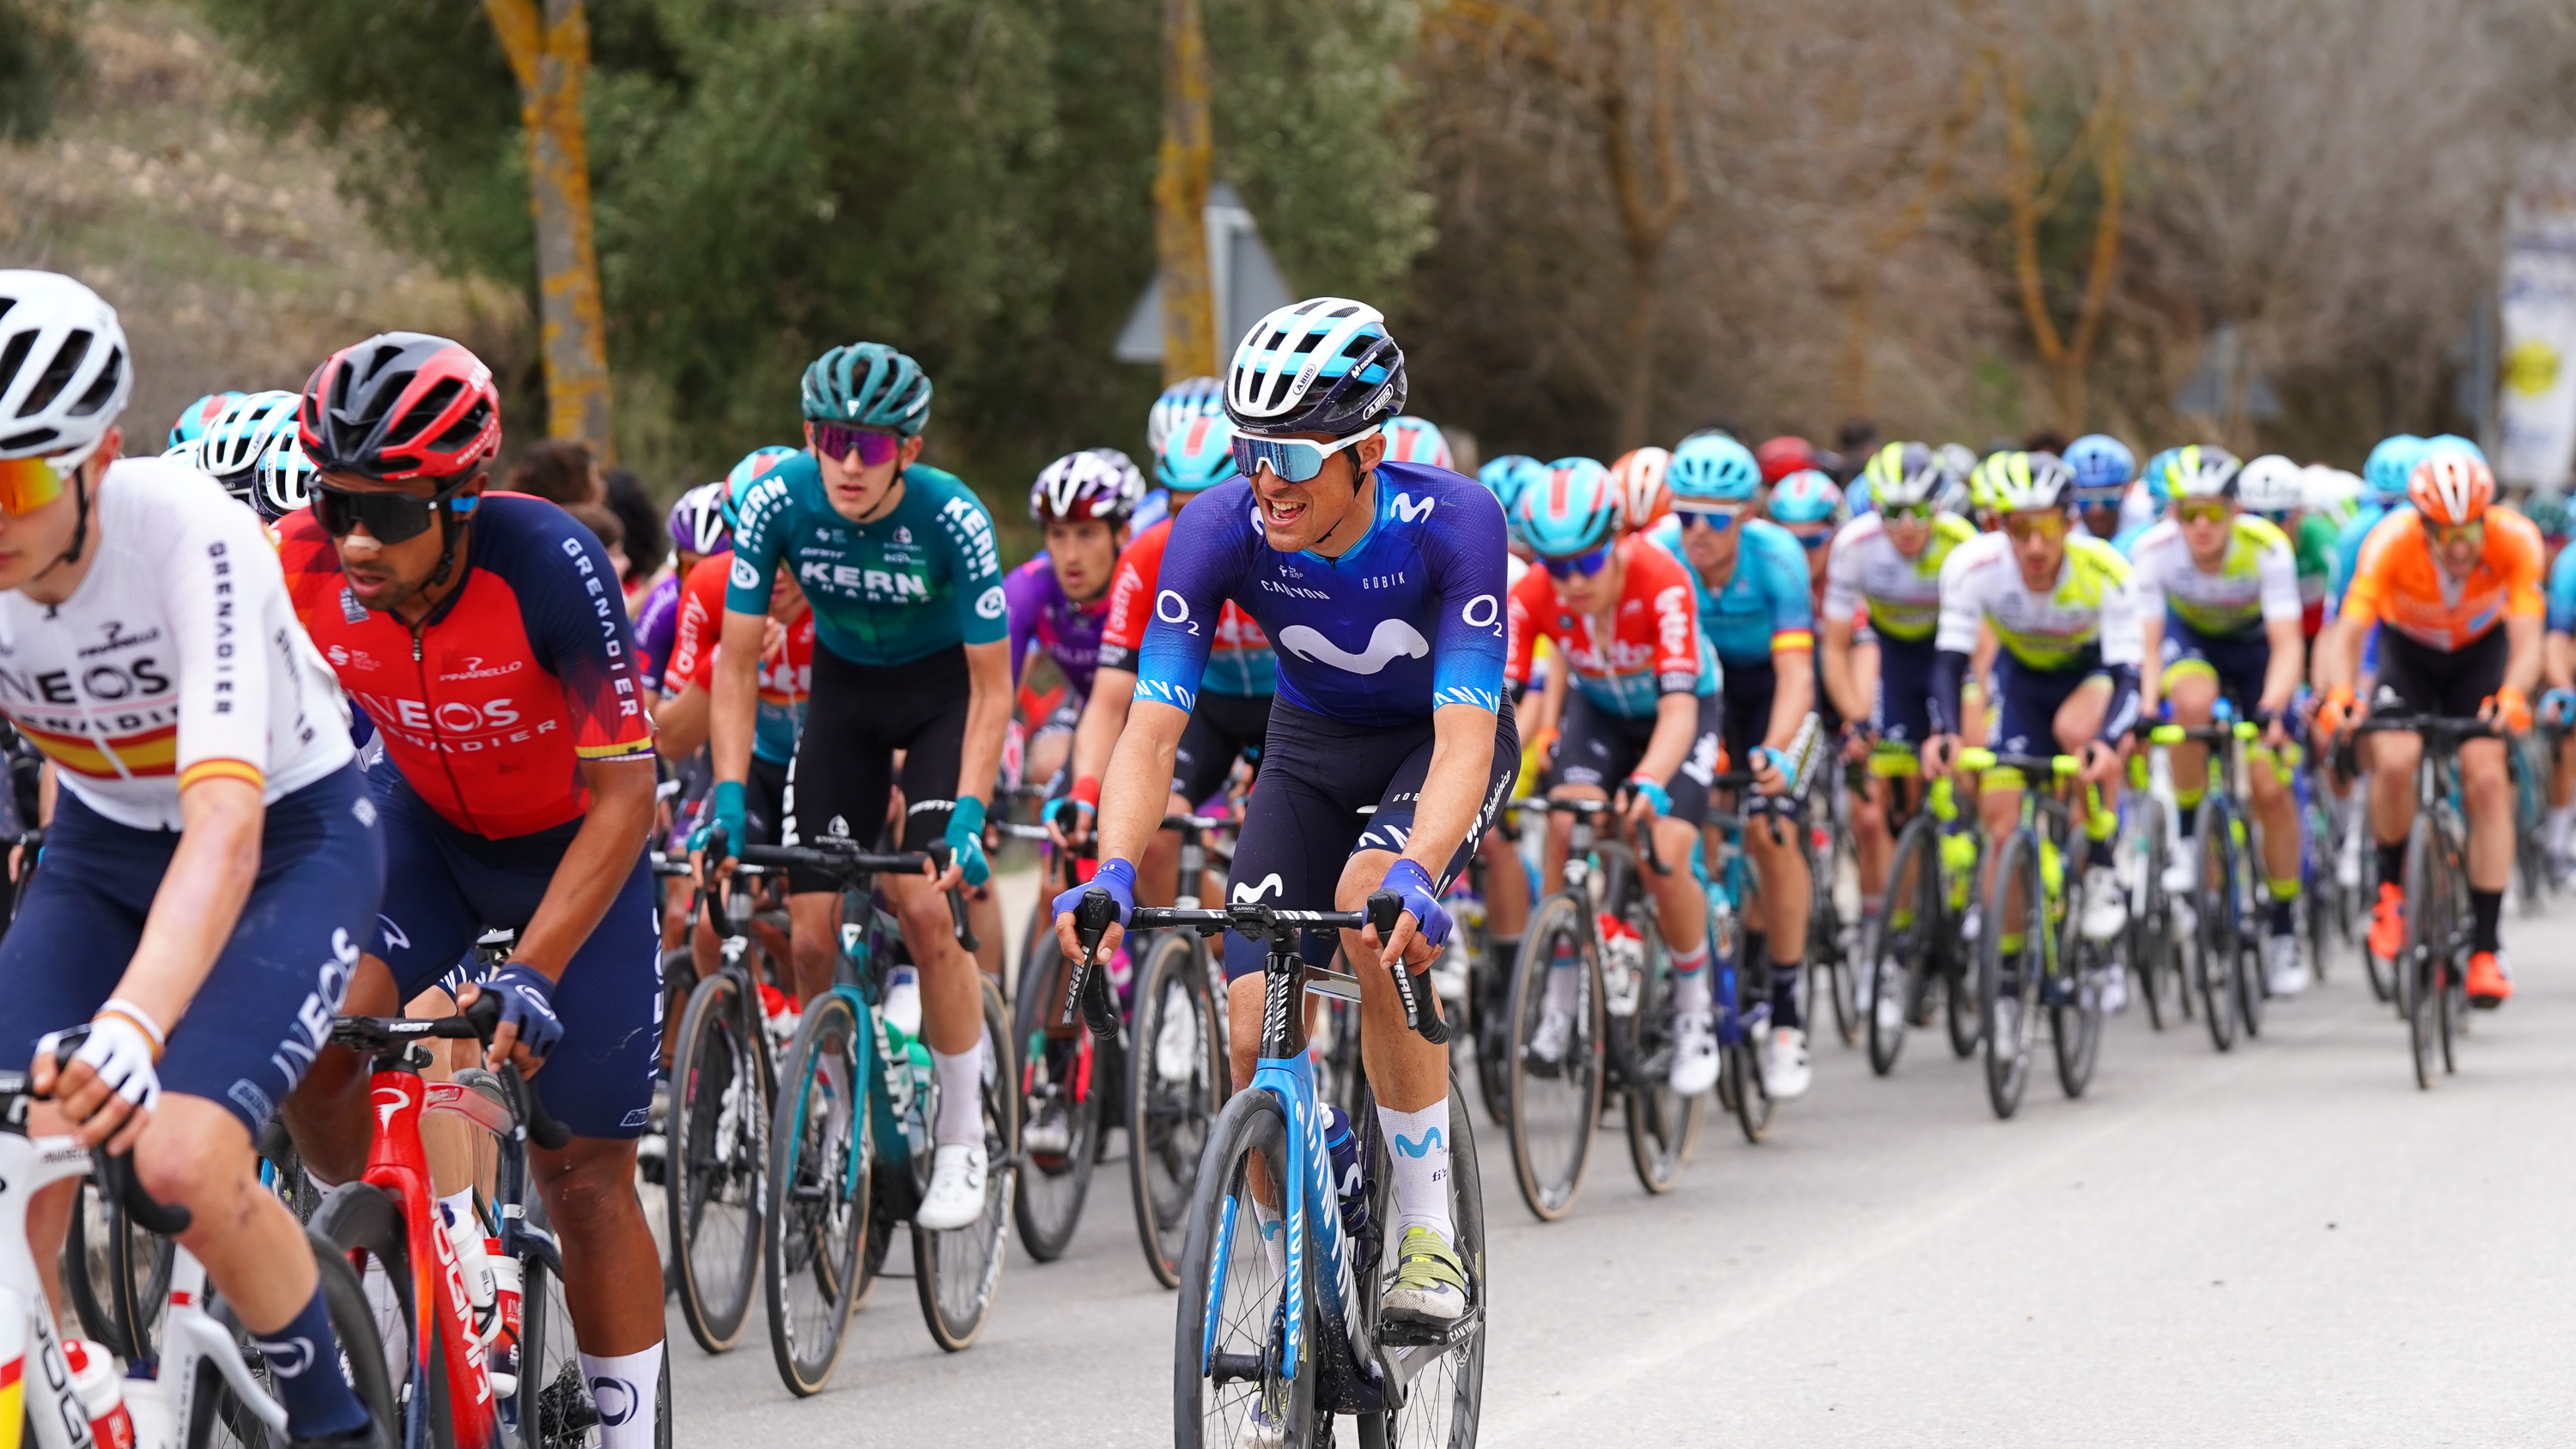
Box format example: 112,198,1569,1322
359,1062,517,1449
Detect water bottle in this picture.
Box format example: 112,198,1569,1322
884,964,923,1039
1321,1104,1370,1242
63,1338,137,1449
1596,912,1643,1017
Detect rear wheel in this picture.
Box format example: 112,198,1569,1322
2400,815,2445,1090
1868,819,1936,1076
1130,932,1228,1288
665,968,767,1352
1504,893,1604,1220
1012,934,1102,1264
1357,1074,1486,1448
1811,821,1862,1048
1622,928,1698,1194
2129,803,2172,1031
2192,803,2240,1053
763,992,870,1396
1978,829,2043,1120
914,974,1018,1351
513,1196,674,1448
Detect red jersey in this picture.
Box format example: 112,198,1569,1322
1097,515,1275,696
665,553,813,765
1505,535,1716,718
280,494,657,839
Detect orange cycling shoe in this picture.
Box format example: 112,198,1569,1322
2367,882,2408,961
2467,950,2512,1008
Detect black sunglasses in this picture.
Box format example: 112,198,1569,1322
316,483,447,543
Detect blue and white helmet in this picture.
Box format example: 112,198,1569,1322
254,435,316,520
1667,431,1761,506
2064,433,2136,496
1224,298,1406,440
1382,416,1452,470
1147,375,1226,458
1478,455,1540,512
195,390,310,518
167,391,244,457
1767,468,1844,524
1516,458,1620,558
1157,411,1239,494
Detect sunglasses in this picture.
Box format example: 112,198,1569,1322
0,435,103,516
2427,518,2486,546
806,421,906,468
1676,504,1748,531
2176,500,2233,525
2002,512,2070,543
1230,426,1380,486
1789,529,1832,551
316,478,475,544
1541,544,1613,579
1880,503,1935,524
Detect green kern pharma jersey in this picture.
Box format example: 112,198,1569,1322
726,454,1007,665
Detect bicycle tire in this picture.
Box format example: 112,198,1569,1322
2129,798,2172,1032
1358,1073,1486,1448
1130,931,1227,1289
510,1195,673,1449
1504,892,1605,1221
762,991,870,1395
2191,800,2240,1053
664,967,767,1353
1011,931,1102,1264
1622,923,1698,1194
1977,830,2041,1119
2052,934,2105,1100
311,1183,455,1449
1814,822,1862,1047
2400,813,2443,1090
1172,1088,1314,1449
1472,937,1513,1130
1868,817,1938,1076
187,1228,401,1449
914,973,1018,1352
2235,826,2267,1042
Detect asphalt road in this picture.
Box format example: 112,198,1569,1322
668,883,2576,1446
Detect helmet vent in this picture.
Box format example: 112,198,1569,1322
0,330,35,409
18,330,89,418
69,348,122,418
387,379,462,447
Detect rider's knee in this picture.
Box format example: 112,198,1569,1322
538,1148,637,1235
134,1107,245,1212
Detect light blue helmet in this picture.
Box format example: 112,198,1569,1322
194,390,301,482
2364,435,2427,502
721,445,801,527
1668,431,1761,505
2141,447,2183,505
1478,454,1540,514
1516,458,1621,558
2421,433,2486,464
1157,411,1239,493
1767,468,1843,524
2064,433,2136,494
167,391,245,455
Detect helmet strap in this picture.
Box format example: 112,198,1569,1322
31,462,99,609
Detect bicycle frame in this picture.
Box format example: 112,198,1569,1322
360,1056,515,1449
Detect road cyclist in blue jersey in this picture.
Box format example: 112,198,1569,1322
2537,490,2576,878
1645,430,1822,1100
700,340,1014,1231
1053,297,1516,1342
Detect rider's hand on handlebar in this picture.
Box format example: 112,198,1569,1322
2543,688,2576,729
1620,775,1668,830
1045,791,1097,851
1370,858,1452,973
2316,685,2360,740
1750,748,1789,797
1920,734,1959,779
33,1007,163,1152
1051,857,1137,964
2484,686,2533,736
2078,737,2123,788
2257,709,2294,750
460,962,564,1076
1838,721,1874,763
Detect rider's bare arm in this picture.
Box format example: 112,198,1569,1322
1375,702,1501,966
1820,617,1868,724
654,680,712,761
2259,615,2303,715
2505,613,2544,700
1068,664,1137,786
709,605,768,790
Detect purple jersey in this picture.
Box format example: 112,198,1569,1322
635,569,683,694
1005,555,1109,701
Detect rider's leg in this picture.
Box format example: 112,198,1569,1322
2165,665,2217,846
1745,806,1810,1008
2462,736,2514,926
2550,727,2576,864
2370,731,2424,888
2055,676,2123,909
284,952,401,1188
1853,773,1893,906
786,891,841,1009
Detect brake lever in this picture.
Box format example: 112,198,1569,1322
1370,889,1450,1046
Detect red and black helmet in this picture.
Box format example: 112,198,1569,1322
300,333,501,485
1755,434,1817,485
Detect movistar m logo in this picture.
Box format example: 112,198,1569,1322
1231,873,1285,904
1388,493,1435,523
1278,620,1428,676
1393,1129,1444,1157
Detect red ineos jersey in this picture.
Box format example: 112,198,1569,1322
278,493,657,838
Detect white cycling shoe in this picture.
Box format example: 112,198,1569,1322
1759,1026,1811,1100
2099,961,2129,1016
2264,933,2310,997
1526,1008,1573,1070
914,1143,989,1231
2079,867,2129,943
1021,1107,1072,1158
1668,1009,1721,1095
1873,961,1909,1034
1154,989,1202,1082
2162,842,2199,896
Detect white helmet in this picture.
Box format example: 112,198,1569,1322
1224,297,1406,438
2236,454,2305,514
1146,376,1225,458
1982,451,2075,513
2302,464,2361,513
0,270,131,459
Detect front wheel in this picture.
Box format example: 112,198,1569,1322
1504,893,1605,1221
1868,818,1939,1076
1622,937,1701,1194
2192,803,2241,1053
513,1196,675,1448
1358,1073,1486,1448
763,991,871,1396
1978,829,2044,1120
665,967,767,1353
190,1229,401,1449
1130,932,1229,1288
1172,1090,1316,1449
914,973,1018,1351
2400,814,2446,1090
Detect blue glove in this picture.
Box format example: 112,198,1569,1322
2544,688,2576,728
1381,858,1453,952
1052,857,1137,933
944,796,991,888
697,779,746,862
1625,775,1672,818
483,962,564,1062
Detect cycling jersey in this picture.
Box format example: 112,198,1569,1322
725,455,1007,667
1099,516,1276,697
0,457,351,830
2546,542,2576,634
2290,512,2337,634
2341,507,2544,652
1004,556,1108,700
1820,512,1978,644
665,553,811,766
1642,515,1815,665
1504,535,1716,719
1134,463,1509,726
2125,515,2302,639
2330,500,2397,611
635,571,683,694
279,493,658,840
1935,530,2142,673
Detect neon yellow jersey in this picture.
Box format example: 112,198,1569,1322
2125,515,2302,639
1821,512,1978,644
1935,531,2143,672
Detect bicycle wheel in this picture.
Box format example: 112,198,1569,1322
1131,932,1228,1289
1358,1074,1486,1449
189,1228,401,1449
1868,818,1938,1076
914,973,1018,1351
1472,937,1513,1129
1812,822,1862,1048
1173,1088,1317,1449
2234,832,2267,1042
1623,929,1699,1194
1011,932,1101,1264
1978,828,2044,1119
664,967,767,1353
512,1196,675,1448
311,1183,454,1449
1504,893,1604,1221
64,1177,170,1361
2191,802,2240,1053
2052,927,2105,1100
2399,814,2444,1090
762,991,871,1395
2129,800,2173,1031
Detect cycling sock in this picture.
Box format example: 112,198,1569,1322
2471,890,2503,954
2268,894,2296,937
2177,806,2198,840
1769,964,1803,1032
933,1046,984,1146
1485,935,1520,977
2087,837,2115,871
2551,804,2576,857
252,1281,370,1439
2378,842,2407,891
1668,940,1712,1015
1540,949,1579,1018
1374,1099,1455,1242
578,1343,663,1449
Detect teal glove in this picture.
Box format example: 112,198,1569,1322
944,795,991,888
701,779,746,863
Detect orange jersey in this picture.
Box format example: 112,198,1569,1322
2342,508,2544,652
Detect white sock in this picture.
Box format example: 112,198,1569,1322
1668,941,1712,1015
437,1187,479,1235
1541,958,1579,1016
578,1343,662,1449
1374,1099,1454,1243
933,1047,985,1147
2549,804,2575,856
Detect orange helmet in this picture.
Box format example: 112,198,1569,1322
1608,446,1672,533
2407,448,2494,526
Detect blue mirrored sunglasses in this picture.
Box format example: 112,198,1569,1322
1676,504,1747,530
1789,530,1832,550
1541,545,1613,579
1229,425,1382,485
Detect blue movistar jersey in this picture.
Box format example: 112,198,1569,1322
1134,461,1510,728
1643,515,1816,666
2548,543,2576,635
2330,500,2398,611
726,455,1007,667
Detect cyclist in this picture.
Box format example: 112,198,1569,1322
2535,493,2576,875
2522,488,2572,573
167,389,245,453
1768,467,1844,597
273,332,669,1446
638,478,732,694
1757,434,1819,486
2129,446,2311,994
1382,415,1455,469
1820,443,1978,1008
2065,433,2146,543
1647,430,1820,1099
1610,446,1674,537
2235,455,2336,647
1052,297,1513,1329
0,272,386,1449
2319,446,2543,1008
1507,459,1722,1092
1925,451,2139,948
703,340,1012,1229
2328,435,2427,618
1136,374,1228,531
1012,448,1145,789
190,389,318,523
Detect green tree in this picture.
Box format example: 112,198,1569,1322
0,0,87,143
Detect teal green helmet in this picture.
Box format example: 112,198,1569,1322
800,342,933,436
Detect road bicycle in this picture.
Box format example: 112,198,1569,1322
1066,888,1484,1449
2,1060,396,1449
726,835,1013,1395
2353,715,2494,1089
1957,749,2112,1119
1804,767,1865,1049
1122,815,1237,1289
2146,711,2269,1052
2508,724,2553,915
1865,748,1986,1075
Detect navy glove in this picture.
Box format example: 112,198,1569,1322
944,795,992,888
484,962,565,1063
1380,858,1453,952
696,779,746,863
1052,857,1137,936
